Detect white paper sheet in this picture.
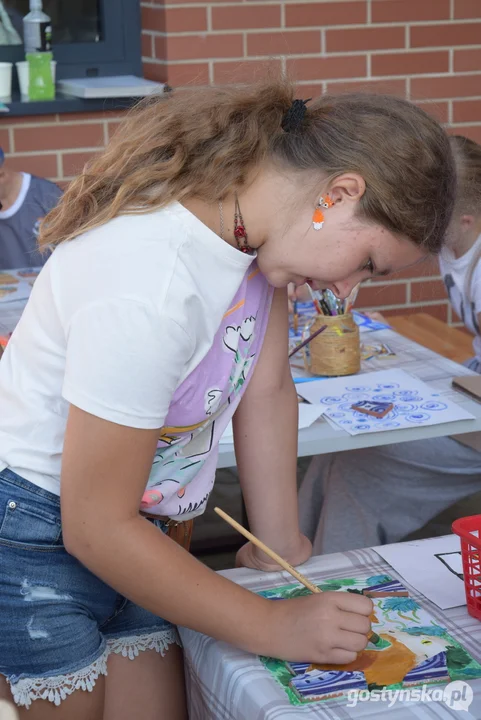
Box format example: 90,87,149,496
374,535,466,609
219,403,325,444
296,368,475,435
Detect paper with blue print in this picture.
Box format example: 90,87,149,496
296,368,474,435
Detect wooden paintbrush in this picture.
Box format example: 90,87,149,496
288,324,327,359
214,507,381,646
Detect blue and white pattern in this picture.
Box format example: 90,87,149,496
403,652,450,686
296,369,474,437
290,670,368,701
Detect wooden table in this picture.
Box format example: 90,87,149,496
388,312,473,365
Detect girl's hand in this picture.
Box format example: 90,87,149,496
267,591,374,665
235,534,312,572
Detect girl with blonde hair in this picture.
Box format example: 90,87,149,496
0,80,455,718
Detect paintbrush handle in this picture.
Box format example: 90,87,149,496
288,324,327,358
214,506,379,645
214,507,320,594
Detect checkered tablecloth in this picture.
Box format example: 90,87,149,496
179,544,481,719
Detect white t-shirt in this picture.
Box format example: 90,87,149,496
0,203,258,497
439,233,481,362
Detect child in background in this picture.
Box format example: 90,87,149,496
0,81,455,718
299,135,481,556
0,147,62,270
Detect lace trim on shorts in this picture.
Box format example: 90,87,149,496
107,627,180,660
8,645,109,709
7,629,180,709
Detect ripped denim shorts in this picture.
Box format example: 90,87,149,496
0,468,179,709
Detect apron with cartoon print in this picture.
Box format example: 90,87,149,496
140,264,274,520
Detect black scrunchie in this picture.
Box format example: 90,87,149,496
281,98,311,133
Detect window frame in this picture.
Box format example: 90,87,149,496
0,0,142,86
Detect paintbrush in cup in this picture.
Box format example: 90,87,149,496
214,506,381,646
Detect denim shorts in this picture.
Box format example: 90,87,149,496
0,469,179,709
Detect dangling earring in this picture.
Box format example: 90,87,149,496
312,194,334,230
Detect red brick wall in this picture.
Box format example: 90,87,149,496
3,0,481,323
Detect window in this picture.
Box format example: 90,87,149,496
0,0,141,83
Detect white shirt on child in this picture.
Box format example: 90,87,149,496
440,233,481,363
0,203,273,518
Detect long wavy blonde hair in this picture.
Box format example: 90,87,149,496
39,77,456,253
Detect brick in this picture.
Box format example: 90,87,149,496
453,100,481,123
166,34,243,61
15,123,105,153
212,4,281,31
287,55,366,82
357,282,407,308
285,2,367,28
247,31,321,57
384,304,448,321
166,62,210,87
390,255,440,280
142,32,153,59
143,61,168,84
410,23,481,48
153,34,167,61
326,78,407,95
411,74,481,100
371,51,449,77
295,84,324,100
213,59,282,84
0,114,57,126
5,153,58,178
164,0,239,3
454,49,481,72
141,6,165,33
448,125,481,143
416,101,449,124
0,129,9,152
165,7,207,33
58,110,122,122
372,0,450,23
62,151,100,178
454,0,481,19
107,121,124,141
411,279,447,303
326,26,405,53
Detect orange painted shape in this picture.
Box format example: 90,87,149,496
310,634,417,688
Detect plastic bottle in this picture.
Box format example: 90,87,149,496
23,0,52,55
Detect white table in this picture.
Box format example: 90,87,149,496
218,328,481,468
180,540,481,719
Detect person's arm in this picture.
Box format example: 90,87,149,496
232,287,311,570
61,406,373,665
60,294,373,665
61,407,273,652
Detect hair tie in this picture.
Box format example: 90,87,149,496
281,98,311,133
